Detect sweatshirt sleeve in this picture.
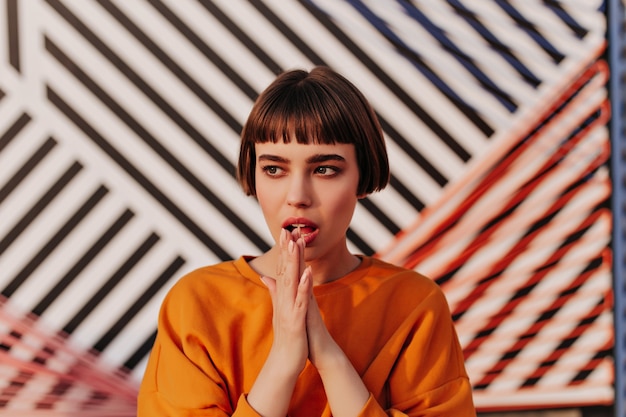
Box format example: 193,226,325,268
137,278,262,417
355,377,475,417
357,280,476,417
137,342,264,417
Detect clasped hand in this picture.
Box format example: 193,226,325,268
252,229,370,417
260,228,337,375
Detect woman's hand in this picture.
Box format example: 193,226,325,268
301,249,371,417
247,228,312,417
250,229,368,417
305,289,340,371
264,228,311,371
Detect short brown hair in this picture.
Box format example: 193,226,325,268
237,66,389,196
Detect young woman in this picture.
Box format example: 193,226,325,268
138,66,476,416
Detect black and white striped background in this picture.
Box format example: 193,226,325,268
0,0,608,411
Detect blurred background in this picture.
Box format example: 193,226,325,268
0,0,622,415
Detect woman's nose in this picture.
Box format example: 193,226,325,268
286,176,312,207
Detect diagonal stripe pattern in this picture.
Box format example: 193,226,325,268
0,0,610,412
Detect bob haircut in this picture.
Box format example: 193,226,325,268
237,66,389,196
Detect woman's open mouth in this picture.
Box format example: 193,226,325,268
283,219,319,245
286,223,314,235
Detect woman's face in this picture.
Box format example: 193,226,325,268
254,140,361,262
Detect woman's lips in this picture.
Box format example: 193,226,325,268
282,218,319,245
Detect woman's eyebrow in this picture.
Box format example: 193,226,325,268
257,154,289,163
306,154,346,164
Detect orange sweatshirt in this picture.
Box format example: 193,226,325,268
138,256,475,416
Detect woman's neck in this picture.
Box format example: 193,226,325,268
249,246,361,286
306,253,362,285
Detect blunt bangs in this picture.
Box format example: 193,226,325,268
237,67,389,196
247,74,354,147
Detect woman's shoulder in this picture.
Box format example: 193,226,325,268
366,257,437,285
167,257,257,298
159,257,263,318
361,257,446,303
177,258,238,282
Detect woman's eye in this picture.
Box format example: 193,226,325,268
261,166,282,176
315,166,339,176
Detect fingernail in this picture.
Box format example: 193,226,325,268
288,240,294,253
300,267,309,284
